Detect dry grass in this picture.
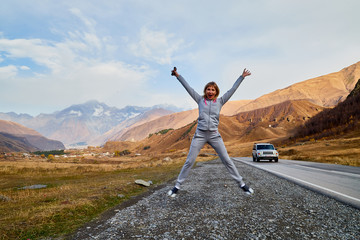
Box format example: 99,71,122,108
0,153,215,240
277,136,360,166
225,136,360,167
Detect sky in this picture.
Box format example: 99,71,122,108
1,0,359,116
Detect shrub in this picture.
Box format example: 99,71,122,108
33,150,65,157
156,129,174,135
114,150,131,156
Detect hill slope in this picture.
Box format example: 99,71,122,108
0,120,65,152
231,61,360,114
113,109,198,142
291,79,360,140
92,108,173,145
0,132,39,152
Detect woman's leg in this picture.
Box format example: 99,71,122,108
208,132,245,187
175,131,206,189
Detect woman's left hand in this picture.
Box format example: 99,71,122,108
242,68,251,78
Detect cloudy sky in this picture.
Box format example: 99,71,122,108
1,0,359,116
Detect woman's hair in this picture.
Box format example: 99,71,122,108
203,81,220,99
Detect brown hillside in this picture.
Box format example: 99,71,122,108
114,109,198,141
104,120,197,155
220,99,252,116
94,108,173,145
221,100,325,142
0,120,65,151
0,132,39,152
290,79,360,141
233,61,360,114
0,120,40,136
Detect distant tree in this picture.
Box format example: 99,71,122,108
47,154,55,161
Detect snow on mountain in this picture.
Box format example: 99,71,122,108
0,100,178,147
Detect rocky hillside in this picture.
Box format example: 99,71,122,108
0,120,65,152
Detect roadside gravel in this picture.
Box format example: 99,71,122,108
70,159,360,239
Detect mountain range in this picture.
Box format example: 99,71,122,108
0,101,176,148
0,61,359,151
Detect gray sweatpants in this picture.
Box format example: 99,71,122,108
175,129,244,189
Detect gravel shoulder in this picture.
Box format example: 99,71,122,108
69,159,360,240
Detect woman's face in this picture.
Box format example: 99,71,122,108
206,85,217,100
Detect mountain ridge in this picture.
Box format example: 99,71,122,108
0,101,179,147
231,61,360,114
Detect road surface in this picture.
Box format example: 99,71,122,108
234,157,360,209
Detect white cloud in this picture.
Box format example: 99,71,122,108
0,38,64,73
0,8,155,114
69,8,96,32
20,66,30,70
0,65,18,78
129,27,185,65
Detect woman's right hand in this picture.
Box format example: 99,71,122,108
171,67,179,77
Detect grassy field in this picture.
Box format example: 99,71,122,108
0,153,215,240
226,136,360,167
277,136,360,166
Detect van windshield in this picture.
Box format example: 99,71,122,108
257,145,275,150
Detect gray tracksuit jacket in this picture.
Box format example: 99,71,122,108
177,75,245,130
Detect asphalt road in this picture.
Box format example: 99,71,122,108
234,157,360,209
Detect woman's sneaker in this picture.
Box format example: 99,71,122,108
167,187,179,198
241,184,254,195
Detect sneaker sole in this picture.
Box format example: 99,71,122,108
167,190,177,198
246,188,254,195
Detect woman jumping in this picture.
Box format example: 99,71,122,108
167,67,253,197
